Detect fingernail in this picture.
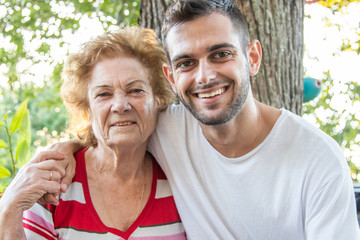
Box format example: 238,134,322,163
61,183,68,192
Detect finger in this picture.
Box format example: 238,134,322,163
31,151,64,164
38,193,59,206
39,180,61,195
35,160,66,178
7,163,61,209
60,162,76,193
38,169,63,184
49,171,61,182
36,168,52,181
49,170,53,181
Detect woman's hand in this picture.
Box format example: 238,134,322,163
0,151,65,240
0,151,65,211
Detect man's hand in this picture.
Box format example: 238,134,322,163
38,139,83,204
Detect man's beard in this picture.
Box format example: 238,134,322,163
178,65,250,126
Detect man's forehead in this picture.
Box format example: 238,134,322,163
165,13,241,61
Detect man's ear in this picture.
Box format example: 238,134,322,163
247,40,262,76
155,97,160,107
162,63,177,93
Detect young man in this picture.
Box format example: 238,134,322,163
148,0,359,239
36,0,360,239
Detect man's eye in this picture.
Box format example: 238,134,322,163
176,60,194,69
214,51,231,58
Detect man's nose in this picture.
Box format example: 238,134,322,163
111,94,131,113
195,60,216,84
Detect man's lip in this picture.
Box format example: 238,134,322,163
192,86,228,99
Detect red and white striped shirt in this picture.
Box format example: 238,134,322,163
23,148,186,240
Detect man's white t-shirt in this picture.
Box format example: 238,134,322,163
148,104,360,240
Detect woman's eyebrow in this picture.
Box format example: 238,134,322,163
126,79,147,87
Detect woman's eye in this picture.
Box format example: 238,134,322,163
96,92,110,98
130,89,144,94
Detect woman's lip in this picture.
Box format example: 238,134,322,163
110,121,135,127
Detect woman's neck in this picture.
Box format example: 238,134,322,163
85,143,149,181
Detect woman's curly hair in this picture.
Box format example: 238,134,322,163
61,26,174,147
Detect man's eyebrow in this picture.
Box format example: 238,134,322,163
171,54,191,65
208,43,237,52
171,43,237,64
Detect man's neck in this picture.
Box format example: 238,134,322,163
199,101,281,158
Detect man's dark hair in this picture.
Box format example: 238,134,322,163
161,0,250,62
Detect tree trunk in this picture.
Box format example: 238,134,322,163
139,0,305,115
236,0,304,115
139,0,172,40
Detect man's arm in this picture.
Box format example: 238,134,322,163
305,169,360,239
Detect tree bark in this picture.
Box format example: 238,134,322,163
139,0,305,115
236,0,304,114
139,0,172,40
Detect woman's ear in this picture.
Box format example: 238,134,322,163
162,63,177,93
247,40,262,76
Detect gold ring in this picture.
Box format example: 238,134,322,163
49,171,53,181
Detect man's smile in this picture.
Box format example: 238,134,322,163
196,87,226,98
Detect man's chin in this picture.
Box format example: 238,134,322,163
193,111,233,126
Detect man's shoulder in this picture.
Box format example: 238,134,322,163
159,103,186,117
158,104,195,125
275,109,345,160
280,109,331,138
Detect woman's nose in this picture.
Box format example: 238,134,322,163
111,94,131,113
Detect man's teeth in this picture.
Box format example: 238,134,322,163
198,88,225,98
113,122,132,126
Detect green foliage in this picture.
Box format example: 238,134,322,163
317,0,360,55
0,100,32,191
1,0,140,92
303,73,360,179
304,1,360,181
318,0,360,12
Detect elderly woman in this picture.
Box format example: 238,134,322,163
0,27,186,239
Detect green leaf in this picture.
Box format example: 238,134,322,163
0,121,3,127
18,109,31,144
0,140,7,148
9,100,28,134
16,139,30,164
3,111,10,120
15,109,31,165
0,167,11,178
